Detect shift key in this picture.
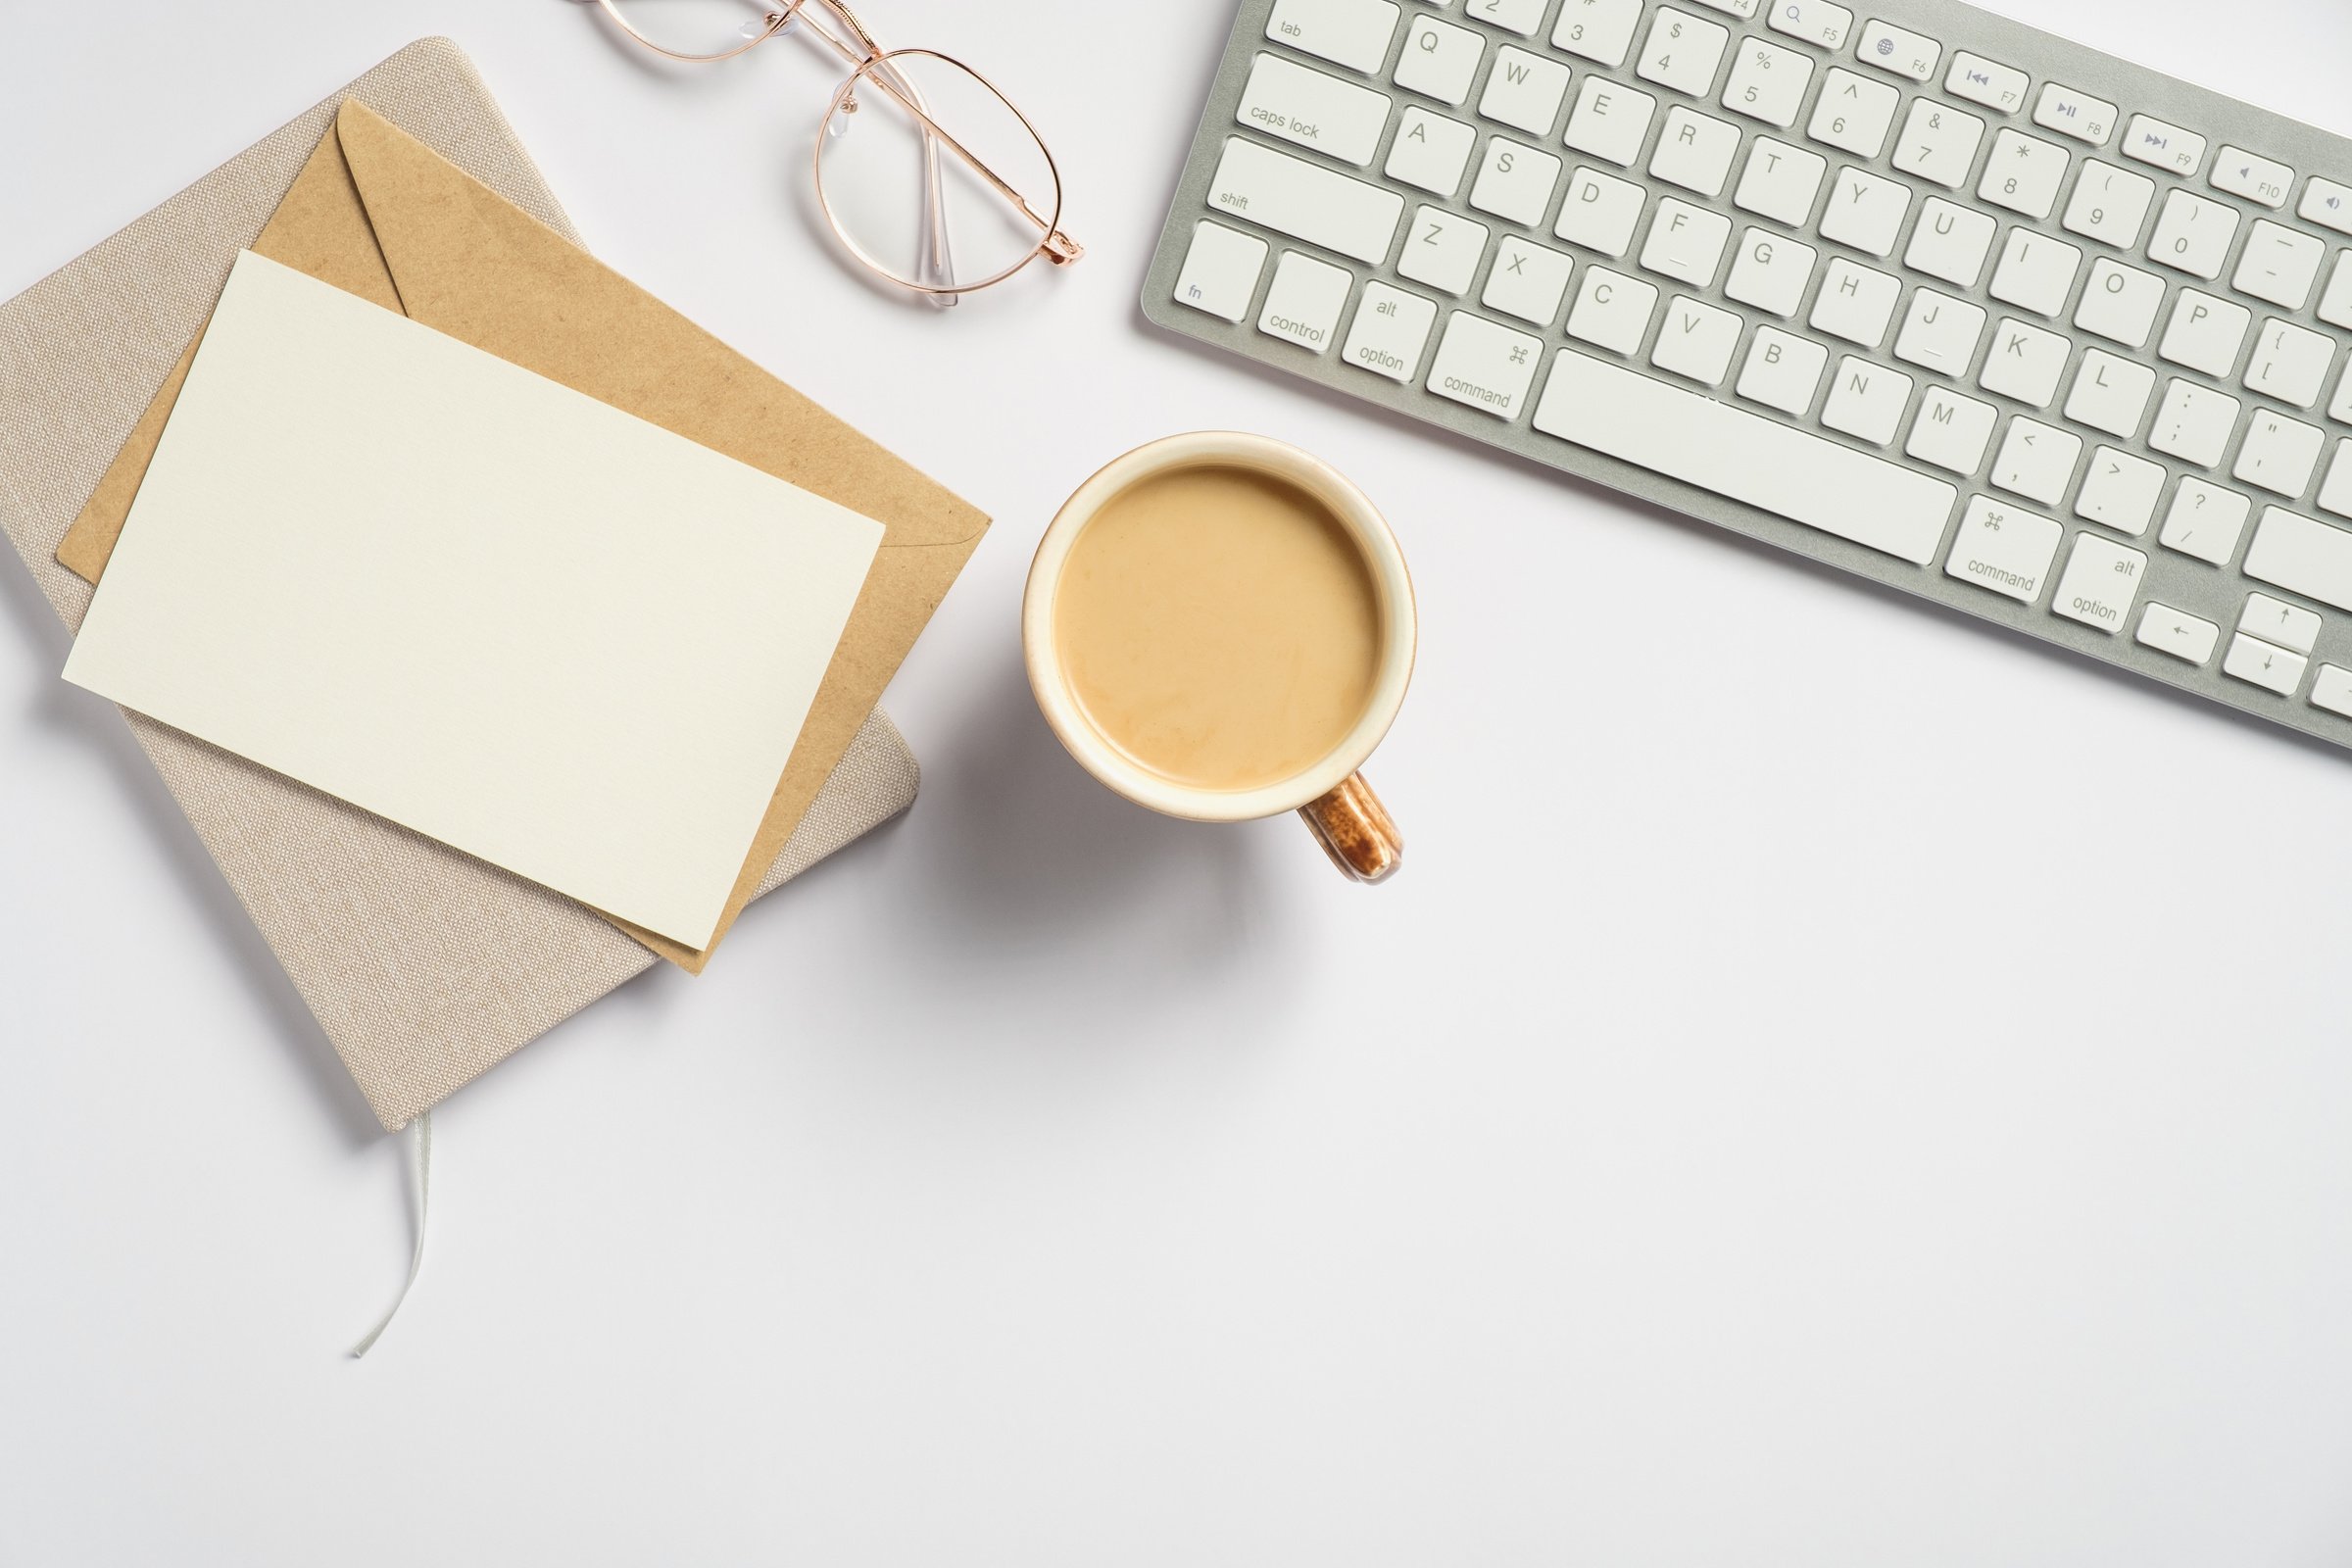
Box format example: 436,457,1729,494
1209,137,1405,265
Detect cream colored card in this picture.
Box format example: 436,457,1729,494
63,251,884,952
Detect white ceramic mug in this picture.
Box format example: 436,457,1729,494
1023,432,1417,882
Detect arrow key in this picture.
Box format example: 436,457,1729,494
2136,604,2221,664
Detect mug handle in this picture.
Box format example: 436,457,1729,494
1298,772,1402,884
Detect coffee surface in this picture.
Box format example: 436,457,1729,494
1055,465,1382,793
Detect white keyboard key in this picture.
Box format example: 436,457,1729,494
2300,177,2352,237
2063,351,2158,440
1481,234,1576,325
2244,318,2335,409
1944,496,2061,603
1688,0,1761,18
1649,294,1743,384
1769,0,1853,52
1650,106,1742,197
1736,325,1829,414
1479,46,1572,135
1818,166,1911,256
1979,128,2071,220
2239,592,2322,655
1809,257,1902,348
2033,83,2117,146
1565,265,1659,353
1258,250,1355,352
1532,349,1960,563
1893,287,1984,378
1892,99,1985,189
2159,478,2251,564
2149,378,2240,467
1468,135,1563,225
1555,166,1646,255
2156,289,2250,378
1641,198,1734,286
2211,146,2293,209
1563,75,1658,167
1209,137,1406,265
1268,0,1402,74
2231,220,2326,310
2061,161,2156,249
1721,36,1814,128
2333,359,2352,426
2076,447,2166,535
1978,318,2070,406
2120,115,2204,178
1637,8,1732,97
1989,229,2083,317
2148,188,2239,278
1343,280,1442,379
2051,531,2146,633
1733,137,1828,226
1462,0,1548,36
1904,199,1996,288
2313,663,2352,718
2244,506,2352,612
1855,19,1938,82
1807,68,1899,159
2074,258,2165,348
2233,412,2326,499
1426,309,1544,416
1821,356,1913,444
1386,106,1480,196
1173,220,1269,322
1906,386,1999,475
2137,603,2221,663
1398,203,1491,294
1552,0,1644,68
1989,416,2082,506
2322,441,2352,519
1725,227,1816,316
2318,253,2352,329
2224,632,2307,696
1944,52,2028,115
1395,13,1486,104
1239,53,1395,167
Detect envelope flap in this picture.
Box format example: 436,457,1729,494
334,100,986,551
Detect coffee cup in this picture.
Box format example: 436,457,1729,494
1023,432,1415,882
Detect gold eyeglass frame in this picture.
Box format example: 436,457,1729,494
592,0,1083,298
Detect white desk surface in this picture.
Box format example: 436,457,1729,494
5,2,2350,1561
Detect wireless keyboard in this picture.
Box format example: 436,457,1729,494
1144,0,2352,750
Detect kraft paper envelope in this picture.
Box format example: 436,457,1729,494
65,251,885,952
59,98,991,972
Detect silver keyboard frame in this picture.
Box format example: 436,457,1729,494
1143,0,2352,755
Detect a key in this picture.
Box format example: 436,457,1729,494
1944,52,2028,115
2320,255,2352,330
2230,220,2325,310
2149,188,2240,278
1725,227,1817,316
2137,604,2222,663
1208,137,1406,264
2063,352,2158,440
2223,632,2308,696
1257,250,1355,352
1821,356,1913,444
1989,417,2081,506
2122,115,2204,176
1768,0,1853,52
2239,592,2322,655
2156,289,2250,378
2033,83,2117,146
1733,137,1828,226
1855,19,1938,82
1172,220,1269,322
1342,280,1442,379
1563,76,1657,167
1564,265,1659,353
1554,166,1645,255
1650,107,1742,197
1736,326,1829,415
1640,198,1734,287
2300,177,2352,237
1945,496,2062,603
2061,161,2156,250
2244,319,2335,409
1979,128,2071,220
1478,46,1572,136
1893,100,1985,189
1266,0,1402,74
1480,235,1576,326
2313,664,2352,719
1532,349,1960,563
1818,166,1911,256
2074,259,2165,348
2243,506,2352,612
1398,203,1492,294
1905,199,1997,288
1809,257,1901,347
1395,14,1486,104
1989,230,2083,317
1721,36,1813,128
2232,413,2325,499
1649,295,1743,384
1425,310,1544,416
1636,8,1732,97
2211,146,2293,209
1892,287,1985,378
1467,136,1562,226
2051,531,2147,632
1552,0,1644,68
2159,478,2252,565
1385,107,1479,196
1807,68,1898,159
1978,318,2071,406
2148,378,2241,467
1461,0,1548,36
2076,447,2166,535
1906,387,1999,475
1238,53,1395,168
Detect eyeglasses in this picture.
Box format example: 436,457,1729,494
590,0,1083,304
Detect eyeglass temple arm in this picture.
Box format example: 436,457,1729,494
773,1,1085,264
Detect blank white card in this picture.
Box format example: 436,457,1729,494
65,252,883,951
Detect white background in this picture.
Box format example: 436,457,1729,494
5,1,2350,1561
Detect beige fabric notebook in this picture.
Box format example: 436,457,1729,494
0,39,924,1130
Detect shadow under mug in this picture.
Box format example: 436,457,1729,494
1022,432,1416,883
